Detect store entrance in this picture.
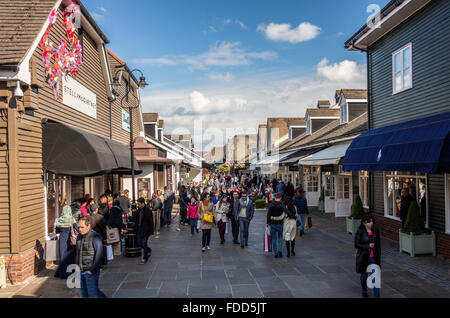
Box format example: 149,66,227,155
335,176,352,217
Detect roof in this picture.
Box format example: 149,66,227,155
288,118,306,126
306,108,340,117
258,124,267,129
0,0,110,66
0,0,58,65
338,89,368,100
143,113,158,123
318,100,331,105
106,48,125,66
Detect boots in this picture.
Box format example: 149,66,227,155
286,241,290,257
291,240,295,256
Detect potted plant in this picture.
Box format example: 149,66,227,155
399,201,436,257
318,186,325,213
254,199,267,209
346,195,364,236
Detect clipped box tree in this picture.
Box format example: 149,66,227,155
255,199,267,209
346,195,364,236
399,201,436,257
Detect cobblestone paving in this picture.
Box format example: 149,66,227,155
2,208,450,298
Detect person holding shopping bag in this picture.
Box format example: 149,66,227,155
215,195,230,244
282,197,297,257
355,214,381,298
54,206,78,279
198,193,216,253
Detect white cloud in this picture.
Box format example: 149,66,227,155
316,58,366,82
91,12,104,21
337,32,345,37
209,72,234,82
224,19,247,29
98,7,107,13
131,41,277,70
257,22,321,43
141,58,366,151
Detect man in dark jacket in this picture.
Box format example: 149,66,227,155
267,193,289,258
229,191,241,245
285,182,295,198
164,186,175,225
134,198,154,264
400,188,415,228
237,192,255,248
293,189,309,236
76,217,107,298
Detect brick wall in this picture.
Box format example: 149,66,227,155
372,215,450,259
1,243,45,285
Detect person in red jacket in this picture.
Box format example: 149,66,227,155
187,197,200,236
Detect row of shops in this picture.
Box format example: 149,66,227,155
0,0,202,284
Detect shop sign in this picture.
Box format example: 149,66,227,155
62,76,97,118
122,110,130,132
322,165,334,172
289,166,299,172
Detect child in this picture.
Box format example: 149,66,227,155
187,197,200,236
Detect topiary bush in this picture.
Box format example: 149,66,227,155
350,195,364,219
255,199,267,209
404,201,426,235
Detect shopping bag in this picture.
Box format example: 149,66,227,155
44,240,59,262
197,219,201,230
225,222,229,234
106,226,120,244
106,245,114,261
112,241,121,256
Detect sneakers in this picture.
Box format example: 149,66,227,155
176,228,181,232
140,258,148,265
155,235,160,239
157,231,161,236
207,246,211,250
202,247,206,253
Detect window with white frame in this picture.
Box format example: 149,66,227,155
384,171,426,221
359,171,369,208
324,173,335,198
392,43,412,94
304,166,320,193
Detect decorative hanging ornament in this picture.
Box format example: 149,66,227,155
39,0,83,99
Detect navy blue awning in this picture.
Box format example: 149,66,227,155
342,111,450,173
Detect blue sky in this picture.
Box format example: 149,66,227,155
84,0,389,151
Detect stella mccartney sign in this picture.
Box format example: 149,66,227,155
62,76,97,119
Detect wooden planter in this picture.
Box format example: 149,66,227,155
346,217,361,236
399,230,436,257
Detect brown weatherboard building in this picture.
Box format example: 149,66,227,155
0,0,144,284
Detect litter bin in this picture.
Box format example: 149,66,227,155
125,222,141,258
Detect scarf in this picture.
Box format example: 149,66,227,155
54,206,75,228
239,197,249,208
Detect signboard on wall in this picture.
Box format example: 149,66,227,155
122,110,130,132
289,166,299,172
62,76,97,118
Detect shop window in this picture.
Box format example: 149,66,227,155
385,172,427,221
325,175,335,197
359,171,369,208
336,177,351,200
306,175,319,193
392,43,412,94
45,173,71,238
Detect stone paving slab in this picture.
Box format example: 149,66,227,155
2,208,450,298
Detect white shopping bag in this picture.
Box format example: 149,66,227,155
225,222,229,234
197,219,201,230
106,245,114,261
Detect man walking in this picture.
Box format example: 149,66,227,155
238,192,255,248
266,193,288,258
294,188,309,236
229,191,241,245
118,190,131,216
76,217,107,298
163,186,175,225
135,198,154,264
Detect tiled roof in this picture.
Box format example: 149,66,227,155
288,118,306,126
106,48,125,65
143,113,158,122
338,89,368,100
306,108,340,117
0,0,58,64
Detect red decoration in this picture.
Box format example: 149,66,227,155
39,1,83,99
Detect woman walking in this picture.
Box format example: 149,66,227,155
283,197,297,257
187,197,200,236
151,193,162,238
198,193,216,253
355,214,381,298
215,195,230,244
109,199,125,255
54,206,78,279
98,195,110,225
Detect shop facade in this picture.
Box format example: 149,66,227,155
344,0,450,258
0,0,143,283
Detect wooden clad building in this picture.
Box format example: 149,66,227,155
0,0,144,284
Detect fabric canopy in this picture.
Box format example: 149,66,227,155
256,151,295,166
299,142,352,166
342,112,450,173
42,119,142,176
280,148,325,166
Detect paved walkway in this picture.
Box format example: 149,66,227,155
2,208,450,298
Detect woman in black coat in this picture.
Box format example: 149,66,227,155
109,199,125,253
355,214,381,298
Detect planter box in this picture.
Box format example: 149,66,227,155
346,217,361,236
399,230,436,257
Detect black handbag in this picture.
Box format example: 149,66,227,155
307,216,312,228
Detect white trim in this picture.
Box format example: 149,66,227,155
445,174,450,234
310,116,340,120
346,99,368,103
392,42,413,95
144,121,158,125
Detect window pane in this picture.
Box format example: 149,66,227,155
403,47,411,68
394,52,402,73
395,72,402,91
403,68,411,88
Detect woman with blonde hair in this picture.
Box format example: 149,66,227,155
198,192,216,252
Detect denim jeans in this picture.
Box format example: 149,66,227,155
164,204,173,225
270,224,283,255
190,218,198,235
297,214,306,231
360,258,381,298
80,271,107,298
202,229,211,247
137,233,151,260
239,218,250,246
